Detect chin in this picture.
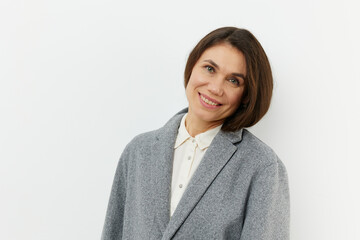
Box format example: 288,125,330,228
193,109,222,123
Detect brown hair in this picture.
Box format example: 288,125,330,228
184,27,273,132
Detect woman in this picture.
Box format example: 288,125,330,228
102,27,290,240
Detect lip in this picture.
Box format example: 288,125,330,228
198,92,222,109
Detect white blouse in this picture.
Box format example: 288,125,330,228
170,113,222,216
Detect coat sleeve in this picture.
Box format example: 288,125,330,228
101,146,129,240
240,157,290,240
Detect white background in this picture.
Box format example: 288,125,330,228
1,0,359,239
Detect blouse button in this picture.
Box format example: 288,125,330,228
187,156,191,160
179,184,183,188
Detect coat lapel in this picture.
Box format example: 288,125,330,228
162,129,243,239
147,111,184,235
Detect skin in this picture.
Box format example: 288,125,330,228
185,43,247,137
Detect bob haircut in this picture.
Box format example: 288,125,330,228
184,27,273,132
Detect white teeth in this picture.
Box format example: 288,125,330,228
200,94,220,106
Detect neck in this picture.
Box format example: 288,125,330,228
185,113,223,137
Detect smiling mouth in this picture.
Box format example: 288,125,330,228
199,93,222,106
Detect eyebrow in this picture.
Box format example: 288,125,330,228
204,59,246,80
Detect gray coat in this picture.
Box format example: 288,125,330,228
101,109,290,240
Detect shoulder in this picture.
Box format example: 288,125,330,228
122,129,159,155
123,109,187,153
130,129,159,145
235,129,286,173
240,129,277,158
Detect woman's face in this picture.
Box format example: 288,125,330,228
186,43,247,127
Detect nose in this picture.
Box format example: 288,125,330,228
208,77,224,96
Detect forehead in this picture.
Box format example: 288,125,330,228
199,43,247,74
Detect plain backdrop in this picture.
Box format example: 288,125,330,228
1,0,359,239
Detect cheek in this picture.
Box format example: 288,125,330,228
228,89,244,108
186,75,199,96
185,80,195,103
188,70,207,87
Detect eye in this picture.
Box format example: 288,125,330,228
205,65,215,73
228,78,240,86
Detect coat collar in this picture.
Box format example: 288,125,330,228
151,108,243,239
174,113,223,150
157,108,243,145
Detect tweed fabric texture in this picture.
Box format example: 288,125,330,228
101,109,290,240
